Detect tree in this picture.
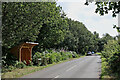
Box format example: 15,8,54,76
97,33,114,52
58,18,100,54
34,4,68,51
2,2,45,49
85,1,120,32
2,2,65,55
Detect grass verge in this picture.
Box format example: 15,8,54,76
1,56,85,78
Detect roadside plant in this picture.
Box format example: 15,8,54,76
32,52,42,65
102,40,120,77
28,60,33,66
15,62,26,69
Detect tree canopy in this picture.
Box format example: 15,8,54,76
85,1,120,32
2,2,113,56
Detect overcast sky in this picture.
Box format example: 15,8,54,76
56,0,118,38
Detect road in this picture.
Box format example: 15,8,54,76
22,55,101,78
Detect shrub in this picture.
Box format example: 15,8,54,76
2,53,18,67
7,66,15,72
41,56,48,66
108,53,120,73
33,50,79,65
56,52,62,62
67,52,73,58
85,53,87,56
72,52,79,58
15,62,26,69
45,53,51,64
49,53,56,64
96,52,101,56
32,52,42,66
2,65,15,73
61,52,66,60
102,40,120,76
28,60,33,66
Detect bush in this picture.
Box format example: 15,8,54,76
41,56,48,66
33,50,79,65
60,51,67,60
2,65,15,73
28,60,33,66
45,53,51,64
108,53,120,73
102,40,120,77
85,53,87,56
32,52,42,66
56,52,62,62
67,52,73,59
49,53,56,64
2,53,18,67
72,52,79,58
7,66,15,72
15,62,26,69
96,52,101,56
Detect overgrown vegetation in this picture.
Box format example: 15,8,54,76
32,49,79,66
100,38,120,79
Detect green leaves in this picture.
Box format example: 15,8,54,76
32,50,79,66
86,1,120,20
2,3,45,48
102,40,120,75
113,25,120,32
3,2,106,57
59,18,101,54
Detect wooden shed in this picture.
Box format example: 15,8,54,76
10,42,38,64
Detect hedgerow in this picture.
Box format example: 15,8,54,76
101,40,120,78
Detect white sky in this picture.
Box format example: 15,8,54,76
56,1,118,38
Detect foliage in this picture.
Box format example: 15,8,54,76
101,40,120,77
2,2,65,55
2,65,16,73
85,2,120,32
2,2,103,58
72,51,79,58
2,53,18,71
2,2,114,75
2,3,43,49
28,60,33,66
97,33,114,52
96,52,101,56
2,61,26,73
85,2,120,17
58,18,101,54
32,49,79,66
15,62,26,69
32,52,42,66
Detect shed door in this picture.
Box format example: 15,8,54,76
21,48,31,64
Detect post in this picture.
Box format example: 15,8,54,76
19,47,22,62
